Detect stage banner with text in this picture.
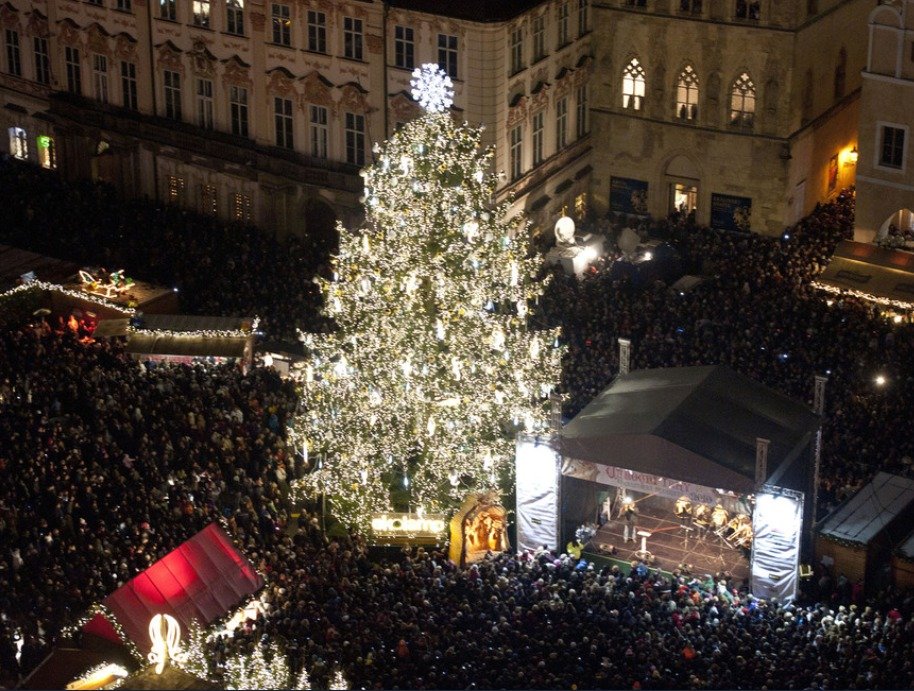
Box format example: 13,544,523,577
750,487,804,603
516,436,561,553
610,176,650,215
561,457,741,511
710,193,752,232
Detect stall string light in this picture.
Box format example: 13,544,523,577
813,280,914,312
0,281,136,314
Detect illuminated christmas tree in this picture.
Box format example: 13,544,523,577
293,64,562,528
223,642,289,690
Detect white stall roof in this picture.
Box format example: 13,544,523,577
819,472,914,546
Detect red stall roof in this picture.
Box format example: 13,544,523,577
82,523,263,654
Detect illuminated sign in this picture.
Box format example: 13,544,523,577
148,613,182,674
371,513,446,537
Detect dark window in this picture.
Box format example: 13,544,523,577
880,126,905,169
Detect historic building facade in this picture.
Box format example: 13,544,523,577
0,0,593,237
590,0,870,235
854,0,914,243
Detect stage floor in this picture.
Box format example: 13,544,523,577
585,494,750,585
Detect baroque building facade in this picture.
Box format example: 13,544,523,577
854,0,914,243
0,0,593,237
590,0,870,235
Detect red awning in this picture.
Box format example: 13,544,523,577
82,523,263,654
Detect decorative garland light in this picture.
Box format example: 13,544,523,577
0,281,136,314
813,280,914,312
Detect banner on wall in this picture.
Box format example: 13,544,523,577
711,193,752,232
750,486,804,603
515,436,561,553
610,176,650,215
560,457,742,512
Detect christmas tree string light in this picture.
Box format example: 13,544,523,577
292,64,562,529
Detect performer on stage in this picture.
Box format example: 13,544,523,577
621,498,637,543
711,503,729,533
674,496,692,529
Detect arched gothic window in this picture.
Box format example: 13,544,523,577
676,65,699,120
622,58,645,111
729,72,755,128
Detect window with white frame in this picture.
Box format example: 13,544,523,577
8,126,27,160
65,46,81,94
676,65,699,120
230,85,248,137
556,96,568,149
729,72,755,128
33,37,49,85
92,54,108,103
5,30,20,77
557,0,570,47
344,16,363,60
622,58,645,110
394,25,414,69
438,33,457,78
345,111,365,165
307,10,326,53
226,0,244,35
309,104,328,158
164,69,181,120
510,27,524,74
578,0,589,36
509,125,523,180
193,0,210,27
532,16,546,62
576,83,588,137
532,110,545,165
879,125,906,170
272,3,291,46
121,61,137,110
160,0,176,21
274,96,293,149
196,78,213,129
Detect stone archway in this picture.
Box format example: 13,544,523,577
664,154,701,216
303,197,339,260
878,208,914,241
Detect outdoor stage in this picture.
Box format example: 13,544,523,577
583,494,750,585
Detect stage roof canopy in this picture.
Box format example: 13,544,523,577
82,523,263,654
561,365,820,493
819,472,914,547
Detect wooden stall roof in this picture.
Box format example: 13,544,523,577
819,472,914,546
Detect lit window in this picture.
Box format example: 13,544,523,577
8,126,27,160
232,192,252,222
676,65,699,121
167,175,185,204
622,58,645,111
194,0,211,28
37,134,55,169
729,72,755,128
200,184,217,215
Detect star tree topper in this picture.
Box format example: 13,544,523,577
410,63,454,114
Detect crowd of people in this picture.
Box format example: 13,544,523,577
0,159,332,341
1,158,914,688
